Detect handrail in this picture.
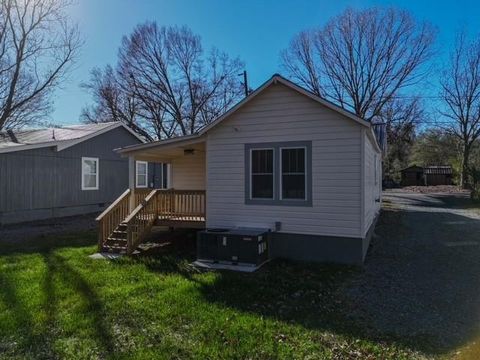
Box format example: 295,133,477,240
96,189,131,221
96,188,132,251
125,189,159,255
124,189,158,223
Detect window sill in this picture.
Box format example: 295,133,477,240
245,198,312,207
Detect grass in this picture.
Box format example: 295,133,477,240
0,231,430,359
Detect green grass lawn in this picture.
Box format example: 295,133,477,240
0,231,426,360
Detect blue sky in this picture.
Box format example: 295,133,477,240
53,0,480,125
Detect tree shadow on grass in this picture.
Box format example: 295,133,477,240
45,252,116,355
0,249,115,358
193,207,480,357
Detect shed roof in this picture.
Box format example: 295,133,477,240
0,122,145,154
401,165,424,173
424,166,453,175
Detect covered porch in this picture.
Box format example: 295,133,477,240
96,135,207,254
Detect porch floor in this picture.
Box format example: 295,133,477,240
156,215,205,229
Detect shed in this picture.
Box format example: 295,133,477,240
401,165,453,186
401,165,424,186
424,166,453,186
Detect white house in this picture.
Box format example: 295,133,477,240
98,74,382,265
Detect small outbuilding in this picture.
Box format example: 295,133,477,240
400,165,425,186
423,166,453,186
401,165,453,186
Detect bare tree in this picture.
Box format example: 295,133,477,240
80,66,155,141
82,23,244,139
281,7,436,122
0,0,81,130
117,23,244,138
439,32,480,188
380,97,424,180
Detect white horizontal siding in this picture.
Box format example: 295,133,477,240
363,130,381,235
206,82,363,238
171,151,205,190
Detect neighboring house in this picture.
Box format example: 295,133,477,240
99,74,382,265
401,165,453,186
0,122,166,225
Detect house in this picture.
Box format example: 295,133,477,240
401,165,453,186
0,122,166,225
98,74,382,265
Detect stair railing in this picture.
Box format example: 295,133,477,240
96,189,131,251
124,189,159,255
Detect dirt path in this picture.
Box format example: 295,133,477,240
0,214,97,243
344,190,480,356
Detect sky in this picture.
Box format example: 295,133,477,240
52,0,480,126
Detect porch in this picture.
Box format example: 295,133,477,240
96,136,207,254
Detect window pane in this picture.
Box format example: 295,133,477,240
282,148,306,200
251,149,273,199
83,159,97,174
282,174,305,199
252,174,274,198
84,174,97,188
137,174,147,187
252,149,273,174
137,162,147,175
282,148,305,173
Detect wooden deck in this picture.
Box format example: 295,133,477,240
156,215,205,228
96,189,206,254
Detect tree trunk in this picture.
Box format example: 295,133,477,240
460,145,470,189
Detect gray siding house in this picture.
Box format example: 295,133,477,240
0,122,166,225
99,75,382,265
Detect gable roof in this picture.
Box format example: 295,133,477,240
0,122,145,154
200,74,371,134
118,74,381,155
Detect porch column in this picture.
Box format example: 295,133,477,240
167,163,172,189
129,156,136,212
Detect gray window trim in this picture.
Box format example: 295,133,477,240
245,141,312,206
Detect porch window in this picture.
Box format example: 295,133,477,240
250,149,274,199
136,161,148,188
81,157,99,190
281,147,306,200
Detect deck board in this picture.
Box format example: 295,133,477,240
156,215,206,229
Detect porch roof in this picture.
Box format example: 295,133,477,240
117,134,206,162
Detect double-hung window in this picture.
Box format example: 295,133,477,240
250,149,274,199
281,147,306,200
246,141,311,206
136,161,148,188
81,157,99,190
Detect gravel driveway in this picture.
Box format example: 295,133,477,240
344,189,480,355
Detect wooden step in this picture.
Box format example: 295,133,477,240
102,245,127,254
111,230,127,239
